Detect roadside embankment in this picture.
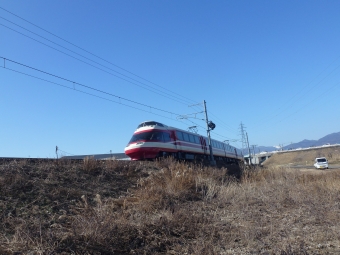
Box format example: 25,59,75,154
263,145,340,167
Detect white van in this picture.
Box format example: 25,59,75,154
314,157,329,169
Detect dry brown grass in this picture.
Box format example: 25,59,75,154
264,146,340,167
1,158,340,254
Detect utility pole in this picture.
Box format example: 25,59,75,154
251,145,257,157
246,132,251,165
55,146,58,159
251,144,257,164
203,100,216,166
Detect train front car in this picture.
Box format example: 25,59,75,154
124,121,176,160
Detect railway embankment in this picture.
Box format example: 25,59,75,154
2,158,340,253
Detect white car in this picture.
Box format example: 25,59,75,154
314,157,329,169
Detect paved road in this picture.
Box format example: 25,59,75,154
289,164,340,169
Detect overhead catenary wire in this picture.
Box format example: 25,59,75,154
0,6,199,105
0,7,242,142
208,111,239,134
57,148,76,156
186,102,239,137
2,64,240,145
181,116,237,141
0,10,199,106
0,65,182,123
2,63,240,144
0,56,181,117
0,22,195,106
2,56,240,144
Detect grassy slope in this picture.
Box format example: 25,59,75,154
263,146,340,166
1,158,340,254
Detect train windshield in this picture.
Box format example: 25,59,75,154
129,131,164,143
137,121,165,128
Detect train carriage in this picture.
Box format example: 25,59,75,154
124,121,242,162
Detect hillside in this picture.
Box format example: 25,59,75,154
246,131,340,155
283,131,340,150
1,158,340,254
263,145,340,166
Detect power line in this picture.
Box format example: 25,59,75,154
269,80,340,127
1,66,180,122
182,117,237,141
174,107,238,142
0,6,194,101
58,149,76,156
0,22,196,106
208,111,239,134
254,55,340,126
1,56,182,117
0,7,244,143
2,63,240,145
0,9,199,105
0,16,198,106
186,102,239,137
2,56,241,145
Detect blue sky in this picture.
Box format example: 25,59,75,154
1,0,340,157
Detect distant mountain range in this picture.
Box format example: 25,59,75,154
242,132,340,155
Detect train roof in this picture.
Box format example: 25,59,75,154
136,121,239,150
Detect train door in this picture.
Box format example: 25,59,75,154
174,130,185,158
222,143,227,158
200,136,208,157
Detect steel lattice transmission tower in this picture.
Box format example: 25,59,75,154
239,122,247,155
239,122,252,164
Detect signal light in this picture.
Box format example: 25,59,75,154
208,121,216,130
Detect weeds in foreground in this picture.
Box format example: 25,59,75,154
1,158,340,254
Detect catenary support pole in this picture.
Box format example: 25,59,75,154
203,100,216,166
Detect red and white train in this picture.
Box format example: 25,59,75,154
124,121,242,162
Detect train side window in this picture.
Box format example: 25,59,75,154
188,134,195,143
183,132,190,142
194,136,200,144
163,132,171,142
176,131,184,141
